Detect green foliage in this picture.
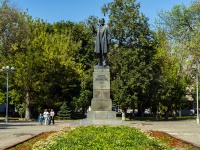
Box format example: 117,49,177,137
17,103,25,118
0,0,27,104
33,126,170,150
73,89,92,110
152,29,187,113
57,102,71,120
0,75,5,104
0,92,5,104
0,0,197,120
9,89,22,105
156,1,200,78
102,0,157,114
0,0,28,58
154,1,200,117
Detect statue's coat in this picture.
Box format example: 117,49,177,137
94,25,111,54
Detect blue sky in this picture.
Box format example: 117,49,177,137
13,0,192,27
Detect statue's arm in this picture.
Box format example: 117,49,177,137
107,26,111,45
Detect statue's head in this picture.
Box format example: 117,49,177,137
99,18,105,25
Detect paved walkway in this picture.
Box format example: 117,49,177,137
0,119,200,149
134,119,200,148
0,120,71,150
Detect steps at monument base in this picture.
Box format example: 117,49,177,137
87,111,116,119
69,118,125,126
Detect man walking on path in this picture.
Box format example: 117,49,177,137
43,109,49,125
50,109,55,125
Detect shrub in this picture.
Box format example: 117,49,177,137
57,102,71,120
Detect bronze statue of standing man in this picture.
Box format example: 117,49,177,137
94,18,111,66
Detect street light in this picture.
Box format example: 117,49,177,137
1,66,14,123
194,62,199,124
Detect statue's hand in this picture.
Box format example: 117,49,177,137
107,39,111,45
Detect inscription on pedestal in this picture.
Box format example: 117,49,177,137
93,72,110,89
95,75,108,81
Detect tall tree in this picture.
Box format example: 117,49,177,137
9,18,85,119
0,0,28,109
102,0,157,117
11,18,46,119
154,29,188,119
49,20,97,113
155,1,200,118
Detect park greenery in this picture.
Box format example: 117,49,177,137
9,126,196,149
0,0,199,120
32,126,171,150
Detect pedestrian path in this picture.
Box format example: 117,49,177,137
0,119,200,149
134,119,200,148
0,120,69,150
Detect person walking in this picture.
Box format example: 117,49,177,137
47,113,51,125
43,109,49,125
50,109,55,125
38,113,43,125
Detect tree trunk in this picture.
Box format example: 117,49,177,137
25,90,31,120
122,108,126,121
172,110,176,120
141,111,144,120
165,111,169,120
137,102,145,120
82,107,87,118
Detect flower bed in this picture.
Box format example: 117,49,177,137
33,126,170,150
9,126,198,150
149,131,197,150
9,131,55,150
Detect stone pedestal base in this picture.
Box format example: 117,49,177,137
91,99,112,111
87,66,116,120
87,111,116,119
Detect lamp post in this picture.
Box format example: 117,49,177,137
2,66,14,123
195,62,199,124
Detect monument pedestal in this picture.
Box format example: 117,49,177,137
87,111,116,119
87,66,116,119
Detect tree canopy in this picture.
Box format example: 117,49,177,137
0,0,198,120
